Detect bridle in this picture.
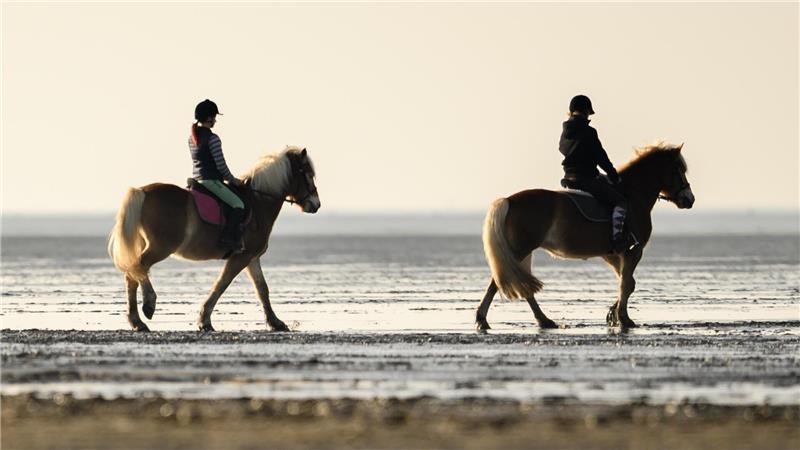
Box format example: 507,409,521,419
658,168,691,203
289,164,318,206
245,155,317,206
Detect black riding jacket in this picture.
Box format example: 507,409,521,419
559,116,618,181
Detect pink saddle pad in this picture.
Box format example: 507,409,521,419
189,189,225,226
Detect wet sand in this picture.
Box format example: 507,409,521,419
3,328,799,449
3,395,799,450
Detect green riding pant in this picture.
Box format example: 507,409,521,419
197,179,244,209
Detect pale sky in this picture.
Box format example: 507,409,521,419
2,2,798,213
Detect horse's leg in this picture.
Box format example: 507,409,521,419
245,258,290,332
197,254,252,332
140,278,157,320
138,246,173,320
525,296,557,329
603,255,623,326
125,274,149,332
615,249,643,329
475,280,498,332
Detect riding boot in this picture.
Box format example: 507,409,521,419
220,208,246,253
611,206,627,254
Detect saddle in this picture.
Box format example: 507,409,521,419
560,189,612,223
186,178,252,227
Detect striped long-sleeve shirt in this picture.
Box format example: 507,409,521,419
188,128,235,182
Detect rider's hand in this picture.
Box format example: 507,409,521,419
607,170,620,185
230,178,245,188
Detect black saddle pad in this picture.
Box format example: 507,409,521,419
561,190,612,222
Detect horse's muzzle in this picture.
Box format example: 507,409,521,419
678,191,695,209
303,198,321,214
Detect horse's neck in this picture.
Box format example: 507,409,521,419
619,167,662,243
620,165,662,212
251,192,285,234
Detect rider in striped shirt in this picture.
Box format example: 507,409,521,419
189,99,245,253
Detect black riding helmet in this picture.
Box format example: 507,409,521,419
194,99,223,121
569,95,595,115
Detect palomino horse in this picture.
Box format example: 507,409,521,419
108,146,320,332
477,142,694,331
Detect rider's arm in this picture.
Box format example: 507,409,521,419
207,134,237,183
591,128,619,183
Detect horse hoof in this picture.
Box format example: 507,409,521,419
538,319,558,329
143,303,155,320
269,321,290,332
198,323,215,332
621,319,638,329
476,320,491,333
132,323,150,332
606,308,618,326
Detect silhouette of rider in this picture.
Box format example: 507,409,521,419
559,95,630,253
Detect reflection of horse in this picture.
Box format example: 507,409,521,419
109,147,320,332
477,142,694,331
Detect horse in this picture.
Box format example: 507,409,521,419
476,142,694,331
108,146,320,332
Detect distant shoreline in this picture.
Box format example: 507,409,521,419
2,211,798,237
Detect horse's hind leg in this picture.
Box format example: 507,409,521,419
125,274,150,332
526,296,557,329
475,280,498,332
140,278,157,320
138,246,173,320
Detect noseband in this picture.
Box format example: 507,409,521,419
658,182,691,203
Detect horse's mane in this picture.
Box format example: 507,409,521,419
619,140,687,175
243,146,304,196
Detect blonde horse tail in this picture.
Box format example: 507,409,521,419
482,197,543,299
108,187,147,281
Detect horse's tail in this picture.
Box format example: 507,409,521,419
482,197,543,299
108,187,147,281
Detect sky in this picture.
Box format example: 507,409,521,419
2,2,798,214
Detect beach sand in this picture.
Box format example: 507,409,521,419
3,329,799,449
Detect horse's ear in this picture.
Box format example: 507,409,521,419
677,143,684,152
301,148,307,156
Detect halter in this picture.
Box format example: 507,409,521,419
658,182,691,203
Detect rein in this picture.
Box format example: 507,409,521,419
247,186,297,204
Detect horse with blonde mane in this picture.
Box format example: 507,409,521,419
477,142,694,331
109,146,320,332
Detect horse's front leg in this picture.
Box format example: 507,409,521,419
197,255,251,332
246,258,289,332
615,249,643,329
603,255,622,326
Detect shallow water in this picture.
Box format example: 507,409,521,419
1,235,798,332
1,234,799,404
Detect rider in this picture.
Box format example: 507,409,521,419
189,99,246,253
559,95,630,253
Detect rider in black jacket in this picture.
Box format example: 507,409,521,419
559,95,630,253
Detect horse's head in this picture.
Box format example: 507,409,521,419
658,144,694,209
286,148,321,213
